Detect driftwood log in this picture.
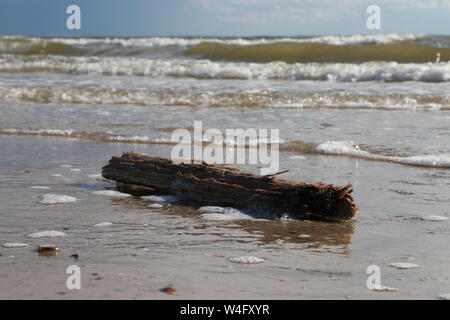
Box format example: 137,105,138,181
102,152,358,221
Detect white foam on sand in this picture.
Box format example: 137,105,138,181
27,231,67,238
228,256,266,264
94,222,113,227
147,203,164,208
198,206,227,213
2,242,29,248
438,294,450,300
198,206,255,221
388,262,420,269
371,285,398,292
422,215,448,222
40,194,77,204
141,195,179,202
92,190,131,197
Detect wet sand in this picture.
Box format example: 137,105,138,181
1,135,449,300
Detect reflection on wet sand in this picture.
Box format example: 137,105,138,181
232,219,354,253
110,194,355,254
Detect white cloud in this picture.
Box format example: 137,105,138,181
189,0,358,24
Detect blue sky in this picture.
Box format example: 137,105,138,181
0,0,449,36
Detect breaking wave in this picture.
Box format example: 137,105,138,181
1,86,449,109
0,34,426,56
2,128,450,169
315,141,450,168
284,140,450,169
2,55,450,82
184,42,448,64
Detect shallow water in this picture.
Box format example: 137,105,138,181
0,35,449,299
0,134,449,299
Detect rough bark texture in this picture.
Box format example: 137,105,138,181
102,152,358,221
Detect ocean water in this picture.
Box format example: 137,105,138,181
0,34,449,299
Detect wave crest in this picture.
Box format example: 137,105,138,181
2,56,450,82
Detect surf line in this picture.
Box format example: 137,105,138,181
170,120,280,175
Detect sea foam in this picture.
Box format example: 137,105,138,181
27,231,67,238
92,190,131,197
40,194,77,204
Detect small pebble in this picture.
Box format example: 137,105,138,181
160,287,176,295
37,245,59,253
438,294,450,300
37,245,59,257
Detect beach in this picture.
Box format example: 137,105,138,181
0,34,449,299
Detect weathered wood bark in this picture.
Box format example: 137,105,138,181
102,152,358,221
